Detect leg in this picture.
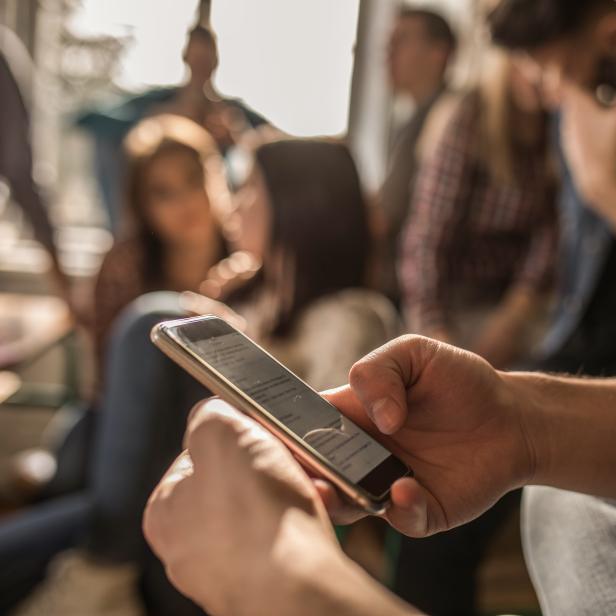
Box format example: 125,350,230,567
86,292,207,563
0,494,91,613
393,491,520,616
522,486,616,616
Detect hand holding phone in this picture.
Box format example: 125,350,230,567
151,315,410,513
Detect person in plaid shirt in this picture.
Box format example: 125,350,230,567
399,51,558,370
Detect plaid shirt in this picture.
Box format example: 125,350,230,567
399,93,557,333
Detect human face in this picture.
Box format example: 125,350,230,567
387,16,444,95
144,150,214,247
227,164,271,260
184,36,217,86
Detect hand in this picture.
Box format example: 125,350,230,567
179,291,246,331
199,250,261,301
143,398,339,615
317,335,534,537
561,83,616,227
470,286,539,369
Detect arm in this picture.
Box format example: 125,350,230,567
320,336,616,536
0,55,58,263
510,371,616,498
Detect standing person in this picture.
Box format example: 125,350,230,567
487,2,616,614
377,7,457,303
399,50,557,370
77,24,267,233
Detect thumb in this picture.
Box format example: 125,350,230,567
386,477,446,538
348,336,422,435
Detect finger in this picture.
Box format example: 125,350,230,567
384,477,446,538
312,479,367,525
184,398,264,469
321,386,381,437
349,335,433,435
321,387,410,463
143,451,193,555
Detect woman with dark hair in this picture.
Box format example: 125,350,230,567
5,139,398,616
210,139,390,388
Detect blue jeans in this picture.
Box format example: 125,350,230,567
0,293,207,615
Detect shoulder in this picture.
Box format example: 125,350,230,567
416,90,466,163
222,97,269,128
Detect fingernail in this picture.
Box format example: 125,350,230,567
371,398,398,434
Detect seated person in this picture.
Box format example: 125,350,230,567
392,49,558,615
3,139,399,616
399,49,558,370
92,113,231,386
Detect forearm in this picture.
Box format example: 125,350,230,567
507,372,616,498
253,509,420,616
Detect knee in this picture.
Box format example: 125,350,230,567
110,292,185,352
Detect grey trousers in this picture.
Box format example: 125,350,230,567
522,486,616,616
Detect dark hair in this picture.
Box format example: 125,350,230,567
188,24,218,49
399,7,457,53
254,140,370,335
489,0,613,50
123,114,220,287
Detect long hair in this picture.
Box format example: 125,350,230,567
122,114,223,287
477,49,548,185
254,139,370,335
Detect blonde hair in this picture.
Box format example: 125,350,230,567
477,48,518,185
124,113,219,161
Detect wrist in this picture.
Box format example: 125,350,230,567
496,372,547,490
249,508,413,616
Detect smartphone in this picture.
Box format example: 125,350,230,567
151,315,410,513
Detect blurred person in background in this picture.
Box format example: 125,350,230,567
392,49,557,616
490,0,616,377
377,7,457,303
2,138,399,616
0,36,72,309
77,23,267,233
90,114,230,380
488,1,616,614
399,49,557,370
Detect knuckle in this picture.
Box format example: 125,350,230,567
348,358,372,389
143,494,169,553
186,408,242,453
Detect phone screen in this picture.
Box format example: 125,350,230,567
172,318,404,492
